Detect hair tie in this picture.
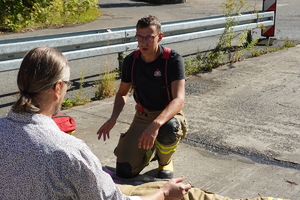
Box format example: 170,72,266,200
21,90,29,96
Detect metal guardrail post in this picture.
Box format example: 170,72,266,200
117,52,126,78
246,29,253,44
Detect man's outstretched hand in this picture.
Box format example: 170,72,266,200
97,118,116,141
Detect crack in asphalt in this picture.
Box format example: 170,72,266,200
183,135,300,170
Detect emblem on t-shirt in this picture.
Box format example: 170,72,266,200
154,68,161,77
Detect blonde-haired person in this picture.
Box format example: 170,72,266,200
0,46,191,200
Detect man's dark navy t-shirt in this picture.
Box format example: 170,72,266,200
122,45,185,111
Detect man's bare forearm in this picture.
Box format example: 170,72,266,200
110,92,128,120
152,97,184,128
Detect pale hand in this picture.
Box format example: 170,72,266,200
161,176,191,200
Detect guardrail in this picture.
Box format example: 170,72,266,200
0,11,274,72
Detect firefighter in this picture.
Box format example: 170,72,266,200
97,15,188,179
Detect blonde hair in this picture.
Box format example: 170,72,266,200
12,46,69,113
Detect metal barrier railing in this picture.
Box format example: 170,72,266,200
0,11,274,72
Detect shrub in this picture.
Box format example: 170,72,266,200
95,72,118,100
0,0,100,31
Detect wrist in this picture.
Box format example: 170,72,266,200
152,120,163,129
110,117,117,121
160,188,168,199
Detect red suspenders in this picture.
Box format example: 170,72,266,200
131,47,171,113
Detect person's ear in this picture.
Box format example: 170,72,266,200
53,80,63,99
158,32,164,42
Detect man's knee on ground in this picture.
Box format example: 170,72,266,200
116,162,139,178
157,117,179,145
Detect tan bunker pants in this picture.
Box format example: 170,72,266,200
114,107,188,178
118,181,289,200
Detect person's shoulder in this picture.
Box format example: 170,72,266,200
49,132,93,161
127,50,136,57
0,116,6,123
57,132,87,149
162,46,182,59
125,50,137,59
170,50,183,63
123,50,138,66
171,49,181,57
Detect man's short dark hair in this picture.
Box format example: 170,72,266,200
136,15,161,33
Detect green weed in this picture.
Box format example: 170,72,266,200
61,98,73,110
95,72,118,100
185,58,202,75
282,37,296,48
251,48,265,57
250,37,296,57
72,67,91,106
